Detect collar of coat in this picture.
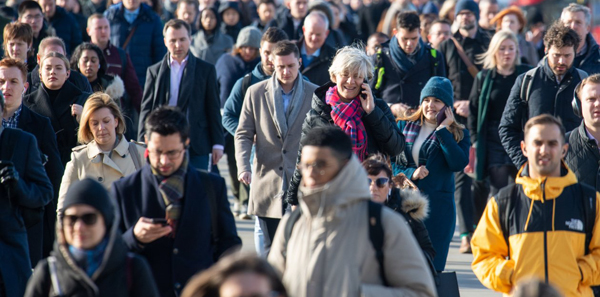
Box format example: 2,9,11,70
515,161,578,201
87,135,129,159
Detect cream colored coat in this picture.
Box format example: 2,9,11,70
235,78,317,218
57,136,146,212
268,156,437,297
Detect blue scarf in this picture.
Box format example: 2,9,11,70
69,238,108,277
389,36,425,73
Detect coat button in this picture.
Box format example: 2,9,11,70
283,150,287,154
98,177,103,182
173,248,179,255
174,283,181,289
279,167,283,170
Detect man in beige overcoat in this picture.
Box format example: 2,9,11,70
235,40,318,254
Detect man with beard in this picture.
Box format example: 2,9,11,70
472,114,600,297
500,22,587,169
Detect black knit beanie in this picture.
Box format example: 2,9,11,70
61,178,115,227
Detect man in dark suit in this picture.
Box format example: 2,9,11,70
139,19,224,171
0,58,63,265
0,92,53,297
112,106,241,297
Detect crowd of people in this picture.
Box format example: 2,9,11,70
1,0,600,296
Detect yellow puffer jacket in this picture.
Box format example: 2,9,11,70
471,163,600,297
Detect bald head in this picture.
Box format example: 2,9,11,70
302,11,329,54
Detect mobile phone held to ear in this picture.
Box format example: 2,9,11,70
360,80,368,100
436,106,449,125
149,218,168,226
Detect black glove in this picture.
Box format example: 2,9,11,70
0,162,19,189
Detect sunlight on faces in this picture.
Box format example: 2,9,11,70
501,14,521,34
6,39,29,62
41,56,69,90
366,35,388,56
299,146,344,188
422,97,445,123
164,26,190,62
146,132,188,177
176,3,197,25
201,9,217,31
239,46,258,62
122,0,141,11
260,41,276,75
495,38,517,69
396,28,420,55
428,22,451,49
456,10,476,31
87,17,111,45
63,204,106,250
89,107,118,147
78,49,100,82
273,53,300,87
547,45,575,77
479,1,498,28
522,124,567,178
581,82,600,127
222,8,240,26
368,171,390,203
38,0,56,18
303,18,328,52
0,66,27,109
288,0,307,20
257,2,275,24
219,273,274,297
20,9,44,35
331,71,364,100
561,11,590,43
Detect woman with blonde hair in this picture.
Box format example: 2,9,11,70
394,76,470,272
57,92,145,212
468,30,531,218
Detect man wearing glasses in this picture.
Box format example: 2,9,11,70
111,106,241,297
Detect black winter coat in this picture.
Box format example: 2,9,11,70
48,6,82,55
26,64,92,97
296,39,336,86
499,60,585,167
285,82,405,205
565,122,600,191
372,41,446,108
574,33,600,76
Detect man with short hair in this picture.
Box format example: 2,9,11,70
104,0,167,88
18,1,53,58
174,0,198,34
252,0,276,32
472,114,600,297
25,36,92,96
139,19,223,171
0,89,53,297
2,22,35,71
268,126,436,297
372,11,446,117
560,3,600,76
296,11,335,86
223,27,288,219
366,32,389,56
0,57,63,265
87,13,142,138
236,40,317,254
277,0,307,41
427,20,451,49
478,0,498,35
36,0,81,54
112,106,241,297
500,22,586,169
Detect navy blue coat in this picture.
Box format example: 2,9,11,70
215,53,259,108
111,164,241,297
105,3,167,88
0,128,53,297
49,6,82,55
574,33,600,76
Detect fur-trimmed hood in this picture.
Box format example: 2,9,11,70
387,188,429,221
103,75,125,100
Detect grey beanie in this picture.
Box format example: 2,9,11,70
236,26,262,49
61,178,115,227
420,76,454,107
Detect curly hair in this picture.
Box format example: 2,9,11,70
396,11,420,31
543,21,580,52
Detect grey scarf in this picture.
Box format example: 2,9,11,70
270,72,305,139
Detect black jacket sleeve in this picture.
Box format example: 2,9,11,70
138,67,157,141
213,175,242,258
468,72,483,145
499,73,528,168
362,99,405,156
24,260,51,297
131,255,160,297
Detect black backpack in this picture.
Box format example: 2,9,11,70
282,200,389,286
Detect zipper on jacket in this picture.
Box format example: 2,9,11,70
541,179,549,283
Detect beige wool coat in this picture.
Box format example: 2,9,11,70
235,78,317,218
268,156,437,297
57,136,146,212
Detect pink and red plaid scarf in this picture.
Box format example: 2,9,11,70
326,85,368,161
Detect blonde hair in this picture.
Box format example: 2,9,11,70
39,51,70,71
477,29,520,70
77,92,126,144
328,45,374,81
398,105,465,142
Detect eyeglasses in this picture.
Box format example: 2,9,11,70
148,148,185,159
62,213,99,227
22,14,44,21
368,177,389,188
297,160,329,175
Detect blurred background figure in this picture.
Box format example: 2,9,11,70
490,6,539,66
478,0,498,35
190,7,234,65
366,32,389,56
513,278,564,297
427,19,451,49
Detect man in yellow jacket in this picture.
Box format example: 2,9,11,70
471,114,600,297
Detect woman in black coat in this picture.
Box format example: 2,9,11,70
362,155,436,267
285,46,405,206
24,51,91,167
24,178,159,297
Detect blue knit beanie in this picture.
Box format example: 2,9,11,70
420,76,454,107
455,0,479,20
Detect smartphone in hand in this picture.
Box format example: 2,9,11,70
360,80,368,100
149,218,168,226
436,106,449,125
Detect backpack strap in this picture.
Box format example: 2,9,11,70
282,207,303,260
127,142,142,170
495,184,518,259
199,170,219,246
374,49,385,90
48,256,64,297
578,183,597,254
240,73,253,102
520,67,538,103
367,200,388,286
429,48,439,77
576,69,589,81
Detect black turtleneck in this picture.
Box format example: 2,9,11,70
43,85,61,105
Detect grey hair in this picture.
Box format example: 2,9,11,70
328,45,374,81
561,3,591,26
304,10,329,30
477,29,520,70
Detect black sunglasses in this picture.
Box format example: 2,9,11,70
62,213,99,227
368,177,389,188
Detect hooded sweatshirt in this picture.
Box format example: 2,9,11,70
471,162,600,297
268,155,436,297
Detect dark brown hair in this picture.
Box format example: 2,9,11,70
362,154,393,179
543,21,580,52
163,18,192,37
272,40,299,58
397,11,420,31
523,114,566,144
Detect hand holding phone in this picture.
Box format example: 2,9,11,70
436,106,448,126
149,218,168,226
359,82,375,114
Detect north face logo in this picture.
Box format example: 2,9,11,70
566,219,584,231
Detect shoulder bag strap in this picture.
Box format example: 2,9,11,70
48,256,64,297
282,207,302,260
122,26,138,50
368,200,388,286
450,37,479,78
127,142,142,170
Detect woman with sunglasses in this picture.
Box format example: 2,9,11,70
25,178,159,297
57,93,145,213
394,76,470,272
362,155,435,268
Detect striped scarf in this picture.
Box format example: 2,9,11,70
151,152,189,237
402,120,439,166
326,85,368,161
